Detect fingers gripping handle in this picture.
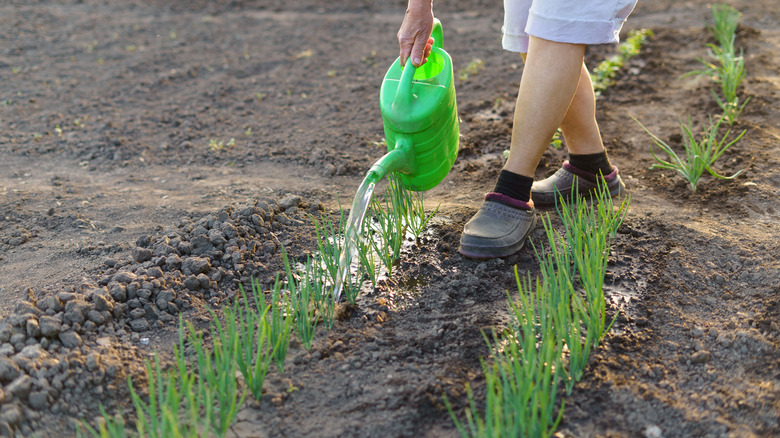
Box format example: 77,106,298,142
394,18,443,109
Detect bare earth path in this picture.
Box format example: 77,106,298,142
1,0,778,436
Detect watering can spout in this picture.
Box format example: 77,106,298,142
366,137,417,184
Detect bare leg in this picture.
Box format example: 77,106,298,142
503,37,585,178
560,64,605,155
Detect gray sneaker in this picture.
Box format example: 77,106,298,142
458,193,537,259
531,161,625,207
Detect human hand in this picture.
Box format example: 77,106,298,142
397,1,434,67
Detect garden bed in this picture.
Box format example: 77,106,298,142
0,0,778,436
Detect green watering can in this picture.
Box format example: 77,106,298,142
367,18,459,191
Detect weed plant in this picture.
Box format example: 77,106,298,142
635,116,745,191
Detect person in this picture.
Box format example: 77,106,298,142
398,0,636,259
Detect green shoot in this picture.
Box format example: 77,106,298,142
231,288,274,401
403,184,440,241
129,354,201,438
685,4,748,125
357,226,379,289
77,406,128,438
710,3,741,51
592,29,653,96
266,276,293,373
305,257,336,329
634,116,745,191
281,247,318,350
446,270,565,438
457,58,484,81
189,319,246,437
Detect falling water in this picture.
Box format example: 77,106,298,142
332,175,379,303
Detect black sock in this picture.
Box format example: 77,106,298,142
493,169,533,203
569,151,614,176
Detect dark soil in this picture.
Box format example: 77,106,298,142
1,0,779,437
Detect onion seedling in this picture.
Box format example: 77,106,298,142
305,256,336,329
129,354,201,438
266,275,293,373
635,116,745,191
188,321,246,437
229,288,274,401
281,247,318,350
78,406,128,438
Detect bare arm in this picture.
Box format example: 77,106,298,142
397,0,434,66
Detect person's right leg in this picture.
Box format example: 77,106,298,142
530,62,626,207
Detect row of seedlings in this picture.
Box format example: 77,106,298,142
636,3,748,191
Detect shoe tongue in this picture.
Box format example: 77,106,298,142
485,192,533,210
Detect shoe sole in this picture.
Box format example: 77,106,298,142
531,186,625,209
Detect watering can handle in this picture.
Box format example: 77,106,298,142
394,18,444,109
431,18,443,49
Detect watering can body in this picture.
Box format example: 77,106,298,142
378,19,459,192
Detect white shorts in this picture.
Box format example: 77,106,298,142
502,0,638,53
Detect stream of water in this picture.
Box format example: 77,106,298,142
332,176,378,303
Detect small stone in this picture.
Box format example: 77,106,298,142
196,273,210,289
708,327,718,338
38,295,64,313
29,391,50,410
690,350,711,364
0,405,22,426
57,292,77,303
182,257,211,275
26,319,41,338
14,301,40,317
183,275,201,291
19,344,48,361
645,425,663,438
190,235,214,256
136,234,152,248
279,193,302,210
85,353,101,371
87,310,106,325
59,331,82,349
113,271,137,284
208,229,227,246
7,375,33,400
147,267,164,278
64,300,90,325
690,327,704,338
93,294,113,313
0,358,21,382
129,319,151,333
0,325,13,344
132,247,153,263
39,316,62,338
